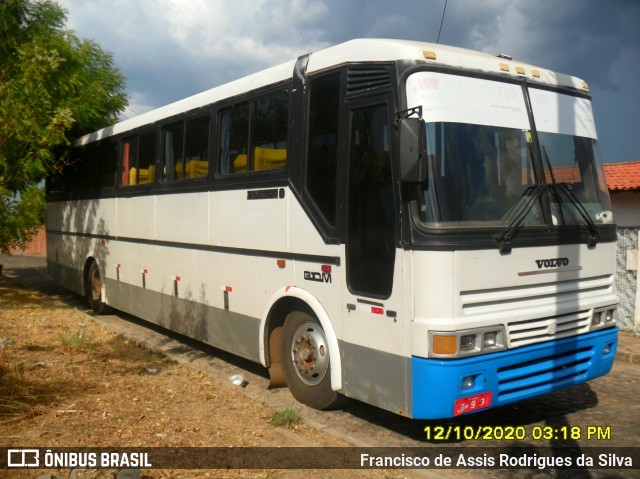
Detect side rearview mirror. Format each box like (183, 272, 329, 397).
(399, 117, 426, 182)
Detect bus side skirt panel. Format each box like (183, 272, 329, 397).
(338, 341, 411, 417)
(104, 277, 262, 363)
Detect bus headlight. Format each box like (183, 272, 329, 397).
(429, 327, 506, 358)
(483, 331, 498, 348)
(590, 307, 616, 331)
(460, 334, 476, 351)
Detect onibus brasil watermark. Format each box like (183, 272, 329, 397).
(3, 447, 638, 470)
(6, 449, 151, 469)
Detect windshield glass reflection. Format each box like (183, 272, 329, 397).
(538, 132, 612, 225)
(416, 122, 544, 228)
(415, 122, 611, 229)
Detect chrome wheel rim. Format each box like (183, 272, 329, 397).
(289, 321, 329, 386)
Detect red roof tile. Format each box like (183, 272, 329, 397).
(604, 161, 640, 191)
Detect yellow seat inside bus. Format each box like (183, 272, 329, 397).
(255, 147, 286, 170)
(233, 154, 248, 173)
(232, 147, 286, 173)
(175, 160, 209, 179)
(128, 165, 156, 185)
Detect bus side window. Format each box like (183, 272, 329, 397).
(162, 122, 184, 182)
(138, 131, 156, 184)
(253, 93, 288, 171)
(121, 132, 155, 187)
(219, 91, 288, 176)
(99, 141, 118, 189)
(120, 136, 138, 187)
(184, 116, 210, 179)
(306, 74, 340, 226)
(220, 104, 249, 175)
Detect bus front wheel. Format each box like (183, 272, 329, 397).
(280, 311, 343, 410)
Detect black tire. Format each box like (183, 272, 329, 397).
(280, 311, 345, 410)
(86, 261, 111, 315)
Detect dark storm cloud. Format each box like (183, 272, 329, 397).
(58, 0, 639, 161)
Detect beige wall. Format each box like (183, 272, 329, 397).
(611, 191, 640, 227)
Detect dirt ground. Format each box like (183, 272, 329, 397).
(0, 275, 398, 479)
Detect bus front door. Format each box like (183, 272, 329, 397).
(342, 98, 408, 414)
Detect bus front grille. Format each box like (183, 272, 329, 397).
(459, 274, 613, 347)
(496, 345, 594, 403)
(506, 310, 592, 348)
(460, 275, 613, 315)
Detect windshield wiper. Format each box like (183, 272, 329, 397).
(556, 182, 600, 247)
(542, 146, 566, 225)
(494, 185, 544, 255)
(542, 146, 599, 248)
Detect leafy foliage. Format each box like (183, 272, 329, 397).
(0, 0, 128, 253)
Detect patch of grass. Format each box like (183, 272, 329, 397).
(60, 330, 95, 350)
(0, 350, 40, 423)
(269, 405, 304, 428)
(0, 353, 24, 398)
(204, 386, 218, 401)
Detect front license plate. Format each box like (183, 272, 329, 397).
(453, 392, 492, 416)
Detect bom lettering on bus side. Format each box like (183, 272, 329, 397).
(303, 271, 332, 283)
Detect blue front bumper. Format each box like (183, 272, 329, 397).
(411, 327, 618, 419)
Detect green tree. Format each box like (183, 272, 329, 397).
(0, 0, 128, 253)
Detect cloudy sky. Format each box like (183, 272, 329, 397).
(57, 0, 639, 163)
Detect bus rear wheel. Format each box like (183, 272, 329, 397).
(280, 311, 343, 410)
(86, 260, 111, 315)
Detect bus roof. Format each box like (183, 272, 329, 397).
(77, 38, 588, 146)
(76, 59, 297, 145)
(306, 38, 587, 90)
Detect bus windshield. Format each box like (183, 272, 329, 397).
(405, 72, 612, 229)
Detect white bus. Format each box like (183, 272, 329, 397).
(46, 38, 619, 419)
